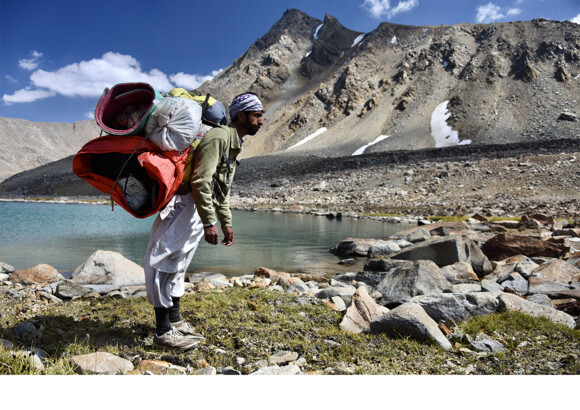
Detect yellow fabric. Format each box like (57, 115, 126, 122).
(168, 88, 217, 107)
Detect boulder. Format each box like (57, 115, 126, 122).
(9, 264, 64, 285)
(368, 241, 401, 257)
(1, 261, 15, 274)
(331, 238, 400, 257)
(527, 277, 580, 299)
(498, 293, 576, 328)
(481, 233, 567, 261)
(55, 280, 93, 299)
(376, 260, 451, 306)
(370, 302, 452, 351)
(340, 286, 389, 334)
(389, 227, 431, 243)
(441, 261, 479, 282)
(410, 292, 501, 323)
(71, 352, 134, 375)
(71, 250, 144, 286)
(390, 235, 493, 277)
(531, 259, 580, 285)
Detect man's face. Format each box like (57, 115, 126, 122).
(241, 111, 263, 136)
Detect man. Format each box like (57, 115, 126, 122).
(143, 93, 264, 351)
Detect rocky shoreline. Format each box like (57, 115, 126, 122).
(1, 211, 579, 375)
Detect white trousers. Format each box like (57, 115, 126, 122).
(144, 193, 204, 308)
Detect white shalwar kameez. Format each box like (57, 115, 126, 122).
(144, 193, 204, 308)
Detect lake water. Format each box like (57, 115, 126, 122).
(0, 201, 414, 277)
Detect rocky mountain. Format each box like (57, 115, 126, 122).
(0, 117, 98, 181)
(0, 9, 579, 194)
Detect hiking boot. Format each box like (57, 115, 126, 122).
(153, 327, 201, 352)
(171, 321, 205, 339)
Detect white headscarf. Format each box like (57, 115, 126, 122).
(229, 93, 263, 120)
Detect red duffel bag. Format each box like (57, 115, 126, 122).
(72, 134, 189, 218)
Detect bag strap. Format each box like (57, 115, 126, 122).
(201, 93, 211, 112)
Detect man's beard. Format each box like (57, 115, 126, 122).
(244, 117, 260, 135)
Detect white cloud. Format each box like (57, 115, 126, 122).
(169, 69, 222, 90)
(507, 8, 522, 16)
(18, 50, 43, 70)
(5, 75, 18, 84)
(362, 0, 419, 19)
(2, 52, 219, 104)
(572, 14, 580, 24)
(2, 88, 56, 104)
(476, 2, 505, 23)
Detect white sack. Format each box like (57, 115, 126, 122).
(145, 97, 202, 151)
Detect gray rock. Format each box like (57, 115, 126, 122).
(498, 293, 576, 328)
(481, 279, 504, 292)
(468, 333, 507, 353)
(376, 260, 451, 306)
(56, 280, 93, 299)
(370, 302, 452, 351)
(448, 283, 482, 293)
(390, 227, 431, 243)
(368, 241, 401, 257)
(531, 259, 580, 285)
(410, 292, 501, 323)
(197, 366, 217, 375)
(526, 294, 553, 308)
(250, 364, 302, 375)
(390, 235, 493, 277)
(330, 296, 347, 311)
(527, 277, 580, 299)
(268, 350, 299, 365)
(441, 262, 479, 282)
(0, 273, 10, 282)
(71, 352, 134, 375)
(287, 278, 311, 294)
(0, 261, 15, 274)
(14, 321, 42, 342)
(71, 250, 144, 286)
(82, 284, 120, 295)
(501, 279, 529, 295)
(316, 285, 356, 299)
(332, 238, 400, 257)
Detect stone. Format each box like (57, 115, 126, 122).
(250, 364, 302, 375)
(331, 238, 400, 257)
(268, 350, 299, 365)
(71, 352, 134, 374)
(316, 285, 356, 300)
(9, 264, 64, 285)
(527, 277, 580, 299)
(1, 261, 15, 274)
(390, 227, 432, 243)
(390, 235, 493, 277)
(330, 296, 347, 311)
(498, 293, 576, 328)
(481, 233, 567, 261)
(410, 292, 501, 323)
(448, 283, 482, 293)
(531, 259, 580, 285)
(481, 279, 504, 292)
(370, 302, 452, 351)
(254, 267, 291, 282)
(376, 260, 451, 306)
(14, 321, 42, 342)
(505, 255, 540, 278)
(55, 280, 92, 299)
(441, 262, 479, 282)
(132, 359, 187, 375)
(71, 250, 144, 286)
(468, 333, 507, 353)
(368, 241, 401, 257)
(340, 286, 389, 334)
(197, 366, 217, 375)
(501, 279, 529, 295)
(526, 294, 553, 308)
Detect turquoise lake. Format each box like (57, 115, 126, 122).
(0, 201, 414, 276)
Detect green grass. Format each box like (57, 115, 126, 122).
(1, 288, 579, 375)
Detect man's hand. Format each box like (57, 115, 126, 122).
(221, 226, 235, 247)
(204, 225, 219, 245)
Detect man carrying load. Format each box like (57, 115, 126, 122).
(143, 93, 264, 351)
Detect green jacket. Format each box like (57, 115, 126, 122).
(191, 124, 241, 227)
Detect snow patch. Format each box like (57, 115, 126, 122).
(430, 101, 471, 148)
(287, 128, 328, 150)
(305, 51, 311, 58)
(352, 135, 390, 156)
(391, 36, 398, 44)
(352, 34, 365, 47)
(314, 24, 323, 40)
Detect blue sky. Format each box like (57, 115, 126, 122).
(1, 0, 579, 123)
